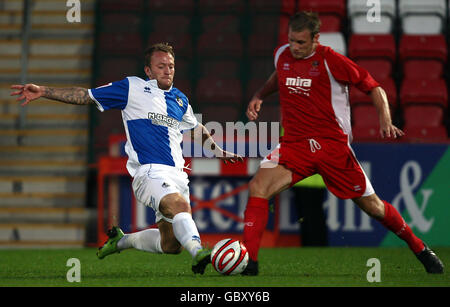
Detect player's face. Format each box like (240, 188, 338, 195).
(288, 28, 319, 59)
(145, 51, 175, 90)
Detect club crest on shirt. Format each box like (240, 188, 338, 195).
(309, 61, 320, 77)
(176, 97, 183, 107)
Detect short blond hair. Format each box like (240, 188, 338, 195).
(144, 42, 175, 66)
(289, 11, 321, 39)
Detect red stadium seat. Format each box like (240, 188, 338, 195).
(278, 15, 290, 45)
(96, 57, 140, 84)
(172, 58, 191, 79)
(351, 125, 380, 142)
(99, 13, 142, 33)
(248, 57, 276, 80)
(173, 79, 192, 99)
(403, 105, 444, 127)
(280, 0, 297, 15)
(402, 125, 448, 143)
(248, 0, 296, 14)
(319, 15, 342, 32)
(201, 15, 241, 34)
(147, 32, 193, 58)
(199, 105, 240, 124)
(355, 59, 393, 80)
(196, 33, 243, 58)
(352, 104, 379, 128)
(251, 14, 283, 37)
(97, 33, 143, 56)
(195, 78, 243, 105)
(400, 78, 448, 108)
(248, 33, 279, 57)
(402, 60, 443, 80)
(198, 0, 245, 13)
(298, 0, 346, 19)
(257, 105, 281, 122)
(148, 0, 195, 13)
(348, 34, 396, 62)
(198, 59, 240, 78)
(152, 15, 192, 34)
(399, 35, 448, 63)
(246, 79, 279, 105)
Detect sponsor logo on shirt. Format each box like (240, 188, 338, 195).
(285, 77, 312, 96)
(148, 112, 180, 129)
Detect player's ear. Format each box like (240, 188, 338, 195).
(313, 33, 320, 44)
(144, 66, 152, 78)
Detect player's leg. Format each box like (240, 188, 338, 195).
(158, 192, 203, 257)
(158, 192, 211, 274)
(156, 219, 182, 254)
(116, 228, 164, 254)
(242, 162, 294, 275)
(97, 224, 165, 259)
(353, 194, 424, 252)
(319, 139, 443, 273)
(353, 194, 444, 273)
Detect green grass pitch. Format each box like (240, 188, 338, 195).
(0, 247, 449, 287)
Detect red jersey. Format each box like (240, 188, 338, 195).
(274, 43, 379, 143)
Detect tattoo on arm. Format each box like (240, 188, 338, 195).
(43, 87, 94, 105)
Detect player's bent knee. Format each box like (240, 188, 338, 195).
(159, 193, 191, 219)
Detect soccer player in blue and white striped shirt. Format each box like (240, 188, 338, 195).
(11, 43, 242, 274)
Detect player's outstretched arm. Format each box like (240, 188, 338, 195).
(11, 84, 94, 106)
(370, 86, 405, 139)
(246, 70, 279, 121)
(191, 123, 243, 164)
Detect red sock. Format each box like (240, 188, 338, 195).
(243, 197, 269, 261)
(380, 200, 424, 254)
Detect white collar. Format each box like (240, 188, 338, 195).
(303, 51, 316, 60)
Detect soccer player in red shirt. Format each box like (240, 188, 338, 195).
(242, 12, 444, 275)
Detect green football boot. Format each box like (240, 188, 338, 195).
(96, 226, 124, 260)
(192, 248, 212, 274)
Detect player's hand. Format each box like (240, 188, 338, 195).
(10, 84, 44, 106)
(380, 121, 405, 139)
(246, 96, 263, 121)
(217, 150, 244, 165)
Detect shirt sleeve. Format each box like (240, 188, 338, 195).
(179, 104, 199, 131)
(274, 43, 290, 68)
(324, 47, 380, 94)
(88, 78, 129, 112)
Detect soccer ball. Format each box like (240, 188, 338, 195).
(210, 238, 249, 275)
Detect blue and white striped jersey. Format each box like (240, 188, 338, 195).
(88, 76, 198, 177)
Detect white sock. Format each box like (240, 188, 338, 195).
(117, 228, 163, 254)
(172, 212, 203, 258)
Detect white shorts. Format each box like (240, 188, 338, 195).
(132, 164, 190, 223)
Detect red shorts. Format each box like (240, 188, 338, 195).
(264, 138, 374, 199)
